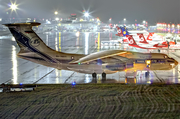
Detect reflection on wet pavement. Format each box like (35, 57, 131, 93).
(0, 31, 179, 84)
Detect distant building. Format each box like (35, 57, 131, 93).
(70, 14, 77, 21)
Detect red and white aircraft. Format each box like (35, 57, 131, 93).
(116, 26, 156, 43)
(116, 26, 179, 49)
(115, 26, 124, 37)
(126, 35, 169, 49)
(137, 33, 165, 44)
(115, 26, 129, 43)
(137, 33, 180, 49)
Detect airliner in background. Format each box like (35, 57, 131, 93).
(116, 26, 153, 37)
(126, 35, 168, 49)
(136, 33, 169, 47)
(116, 26, 155, 43)
(116, 26, 178, 49)
(3, 22, 178, 79)
(116, 26, 165, 40)
(129, 33, 179, 49)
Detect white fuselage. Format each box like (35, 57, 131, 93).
(128, 30, 149, 34)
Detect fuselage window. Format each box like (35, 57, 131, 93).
(157, 60, 165, 63)
(151, 60, 156, 63)
(136, 59, 145, 63)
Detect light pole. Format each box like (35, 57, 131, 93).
(109, 18, 112, 23)
(9, 2, 18, 23)
(143, 20, 146, 26)
(10, 3, 18, 11)
(54, 11, 59, 23)
(55, 18, 59, 21)
(84, 12, 89, 21)
(54, 11, 58, 15)
(124, 18, 126, 25)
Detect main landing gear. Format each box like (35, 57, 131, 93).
(92, 73, 97, 78)
(92, 72, 106, 79)
(102, 72, 106, 79)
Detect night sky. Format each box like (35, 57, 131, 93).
(0, 0, 180, 24)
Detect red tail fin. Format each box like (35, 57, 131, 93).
(126, 35, 156, 49)
(126, 35, 138, 46)
(137, 33, 148, 44)
(116, 26, 123, 37)
(147, 32, 154, 41)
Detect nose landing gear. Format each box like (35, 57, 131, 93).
(145, 71, 150, 79)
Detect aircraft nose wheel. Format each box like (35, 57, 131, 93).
(145, 71, 150, 79)
(92, 73, 97, 78)
(102, 72, 106, 78)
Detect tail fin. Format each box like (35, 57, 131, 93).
(137, 33, 148, 44)
(3, 22, 57, 63)
(147, 32, 154, 41)
(116, 26, 129, 37)
(126, 35, 138, 46)
(126, 35, 156, 49)
(116, 26, 123, 37)
(121, 26, 129, 36)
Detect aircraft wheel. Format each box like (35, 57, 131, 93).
(92, 73, 97, 78)
(102, 72, 106, 78)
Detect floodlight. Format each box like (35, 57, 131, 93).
(84, 12, 89, 17)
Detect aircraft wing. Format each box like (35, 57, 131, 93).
(70, 50, 131, 64)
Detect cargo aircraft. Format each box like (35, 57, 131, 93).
(4, 23, 178, 78)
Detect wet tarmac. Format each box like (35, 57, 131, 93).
(0, 30, 180, 84)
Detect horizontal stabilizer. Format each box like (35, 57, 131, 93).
(3, 22, 41, 27)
